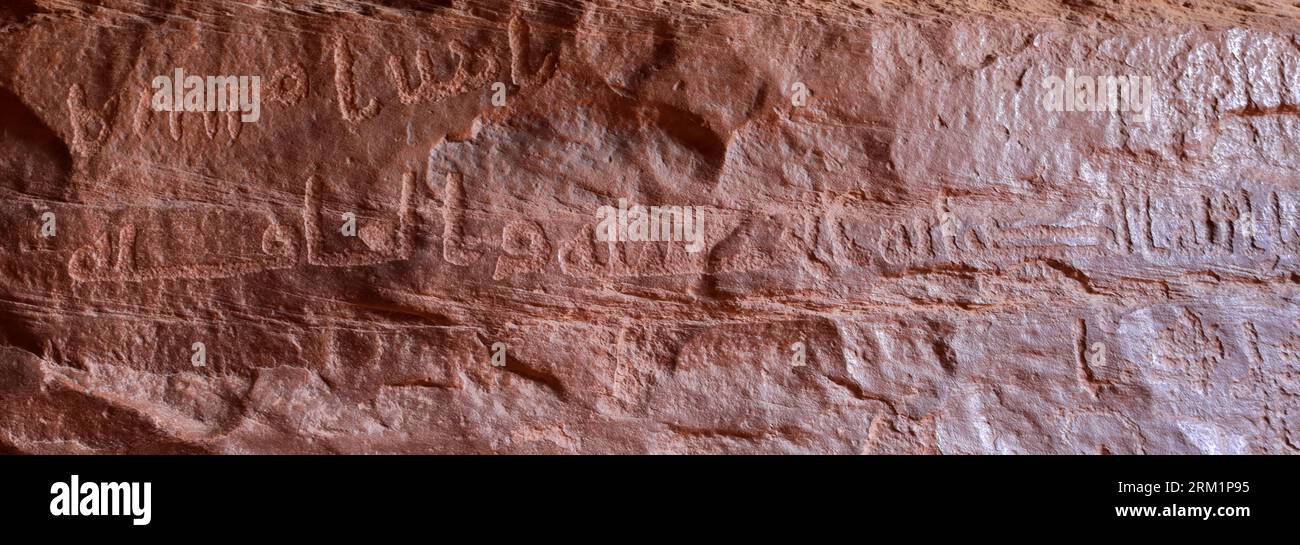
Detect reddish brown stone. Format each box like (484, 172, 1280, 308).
(1, 1, 1298, 453)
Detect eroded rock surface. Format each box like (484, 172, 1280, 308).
(1, 0, 1299, 453)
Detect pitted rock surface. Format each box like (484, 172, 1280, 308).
(1, 0, 1299, 453)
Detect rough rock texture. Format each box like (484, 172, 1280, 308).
(1, 0, 1299, 454)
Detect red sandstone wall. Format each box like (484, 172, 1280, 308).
(1, 0, 1298, 453)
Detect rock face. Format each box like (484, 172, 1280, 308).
(0, 0, 1298, 454)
